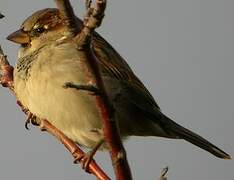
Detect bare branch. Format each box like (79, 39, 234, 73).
(55, 0, 132, 179)
(73, 1, 133, 179)
(0, 46, 14, 89)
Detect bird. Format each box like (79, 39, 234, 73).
(7, 8, 230, 159)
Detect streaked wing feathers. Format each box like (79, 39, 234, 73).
(92, 32, 160, 109)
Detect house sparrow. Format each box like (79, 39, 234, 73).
(7, 8, 230, 159)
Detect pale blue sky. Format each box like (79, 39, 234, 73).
(0, 0, 233, 179)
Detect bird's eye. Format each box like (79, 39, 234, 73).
(30, 26, 46, 37)
(35, 27, 45, 33)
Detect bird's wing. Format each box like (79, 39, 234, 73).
(92, 32, 160, 110)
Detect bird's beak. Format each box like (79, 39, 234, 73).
(7, 29, 30, 44)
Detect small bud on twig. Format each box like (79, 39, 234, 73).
(0, 13, 4, 19)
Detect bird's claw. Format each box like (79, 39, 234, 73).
(25, 112, 38, 130)
(73, 139, 104, 172)
(73, 151, 93, 172)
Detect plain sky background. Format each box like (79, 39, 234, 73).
(0, 0, 233, 179)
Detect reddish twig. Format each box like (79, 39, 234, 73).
(73, 1, 132, 179)
(56, 0, 132, 179)
(0, 46, 14, 89)
(0, 46, 110, 180)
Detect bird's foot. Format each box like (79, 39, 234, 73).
(63, 82, 102, 95)
(73, 151, 94, 172)
(73, 139, 104, 172)
(25, 112, 38, 130)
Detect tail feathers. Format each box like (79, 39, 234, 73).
(163, 116, 231, 159)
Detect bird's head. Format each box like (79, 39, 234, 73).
(7, 8, 78, 56)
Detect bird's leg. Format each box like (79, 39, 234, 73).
(74, 139, 104, 171)
(25, 112, 39, 129)
(63, 82, 102, 95)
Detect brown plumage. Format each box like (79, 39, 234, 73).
(7, 8, 231, 159)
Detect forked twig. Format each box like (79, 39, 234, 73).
(77, 1, 132, 179)
(56, 0, 132, 179)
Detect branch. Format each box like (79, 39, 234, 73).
(0, 45, 110, 180)
(76, 1, 132, 179)
(55, 0, 133, 179)
(40, 119, 110, 180)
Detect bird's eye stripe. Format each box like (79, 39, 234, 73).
(33, 23, 40, 30)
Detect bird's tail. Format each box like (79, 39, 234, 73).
(160, 114, 231, 159)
